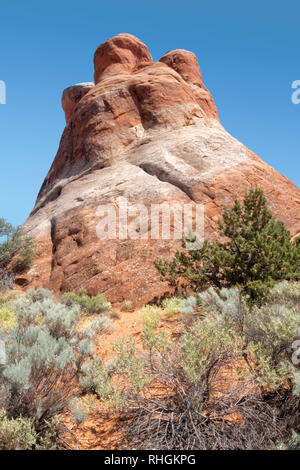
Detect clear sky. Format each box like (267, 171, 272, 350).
(0, 0, 299, 226)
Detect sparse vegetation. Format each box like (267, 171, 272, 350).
(94, 282, 300, 450)
(140, 304, 168, 351)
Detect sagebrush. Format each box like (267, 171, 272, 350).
(0, 287, 112, 448)
(94, 282, 300, 450)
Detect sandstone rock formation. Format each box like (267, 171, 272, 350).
(20, 33, 300, 305)
(62, 83, 94, 124)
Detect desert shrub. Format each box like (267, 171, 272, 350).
(0, 290, 20, 305)
(0, 292, 19, 333)
(120, 300, 134, 312)
(155, 188, 300, 303)
(69, 398, 87, 425)
(162, 296, 182, 316)
(179, 296, 198, 315)
(198, 285, 300, 391)
(97, 314, 279, 449)
(0, 218, 35, 273)
(61, 291, 111, 315)
(81, 338, 148, 412)
(0, 270, 15, 292)
(278, 430, 300, 450)
(113, 338, 151, 402)
(26, 286, 53, 302)
(141, 305, 162, 327)
(0, 287, 112, 448)
(141, 305, 170, 352)
(0, 408, 37, 450)
(0, 409, 58, 450)
(96, 283, 300, 449)
(0, 306, 17, 333)
(268, 281, 300, 308)
(140, 305, 165, 350)
(80, 358, 110, 395)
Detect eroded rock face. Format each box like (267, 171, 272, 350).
(21, 34, 300, 305)
(62, 83, 94, 123)
(94, 33, 153, 83)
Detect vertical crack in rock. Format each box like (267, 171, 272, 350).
(50, 217, 57, 276)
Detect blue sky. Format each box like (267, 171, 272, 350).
(0, 0, 299, 226)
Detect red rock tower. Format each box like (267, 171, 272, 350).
(20, 34, 300, 305)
